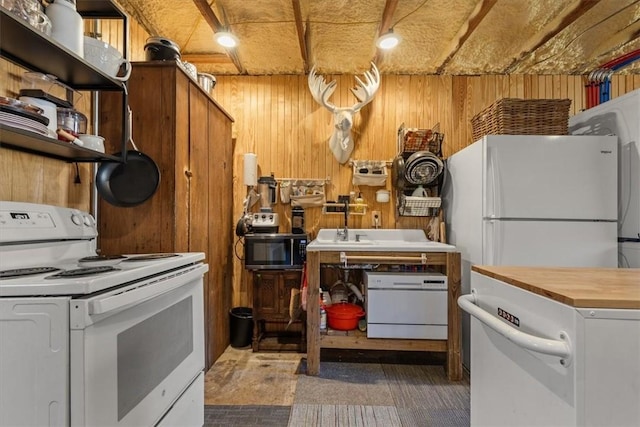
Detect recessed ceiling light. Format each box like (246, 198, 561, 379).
(376, 30, 401, 50)
(215, 31, 239, 48)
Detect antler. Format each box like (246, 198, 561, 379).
(308, 66, 337, 112)
(350, 62, 380, 112)
(307, 62, 381, 164)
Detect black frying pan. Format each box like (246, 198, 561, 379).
(96, 107, 160, 207)
(391, 155, 406, 190)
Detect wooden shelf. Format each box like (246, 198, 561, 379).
(322, 203, 368, 215)
(0, 10, 124, 91)
(0, 124, 120, 162)
(0, 1, 128, 161)
(321, 330, 447, 352)
(76, 0, 127, 18)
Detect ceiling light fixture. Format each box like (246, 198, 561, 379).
(376, 29, 401, 50)
(215, 31, 239, 48)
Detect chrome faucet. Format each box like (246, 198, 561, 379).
(336, 200, 349, 241)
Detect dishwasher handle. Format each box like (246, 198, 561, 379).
(458, 293, 573, 366)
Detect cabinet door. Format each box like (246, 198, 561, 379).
(98, 64, 183, 254)
(187, 83, 210, 256)
(188, 82, 211, 366)
(254, 272, 280, 316)
(206, 98, 234, 365)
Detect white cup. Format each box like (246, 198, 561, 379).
(411, 185, 428, 197)
(375, 189, 390, 203)
(78, 134, 105, 153)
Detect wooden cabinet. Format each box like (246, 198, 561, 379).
(97, 62, 234, 370)
(252, 270, 305, 352)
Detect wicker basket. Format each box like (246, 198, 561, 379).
(471, 98, 571, 141)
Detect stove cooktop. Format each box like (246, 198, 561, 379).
(0, 252, 205, 297)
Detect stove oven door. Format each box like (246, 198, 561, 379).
(69, 264, 208, 427)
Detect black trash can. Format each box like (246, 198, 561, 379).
(229, 307, 253, 348)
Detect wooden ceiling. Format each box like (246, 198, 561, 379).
(116, 0, 640, 76)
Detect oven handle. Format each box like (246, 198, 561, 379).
(88, 264, 208, 315)
(458, 293, 573, 366)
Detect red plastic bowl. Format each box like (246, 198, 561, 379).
(325, 303, 365, 331)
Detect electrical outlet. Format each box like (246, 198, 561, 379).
(371, 210, 381, 227)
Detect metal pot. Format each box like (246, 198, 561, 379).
(325, 303, 365, 331)
(197, 73, 216, 94)
(144, 36, 180, 61)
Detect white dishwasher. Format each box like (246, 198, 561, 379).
(459, 266, 640, 427)
(364, 271, 448, 339)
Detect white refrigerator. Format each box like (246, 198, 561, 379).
(569, 89, 640, 268)
(443, 135, 618, 368)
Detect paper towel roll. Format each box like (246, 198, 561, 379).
(243, 153, 258, 186)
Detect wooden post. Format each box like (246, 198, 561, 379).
(305, 250, 321, 375)
(446, 251, 462, 381)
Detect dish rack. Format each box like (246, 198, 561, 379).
(397, 194, 441, 217)
(397, 123, 444, 156)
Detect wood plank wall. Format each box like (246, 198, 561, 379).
(1, 15, 638, 308)
(211, 74, 640, 306)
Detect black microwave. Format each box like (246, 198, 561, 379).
(243, 233, 307, 270)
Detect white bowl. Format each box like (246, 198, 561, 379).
(78, 134, 105, 153)
(83, 36, 131, 81)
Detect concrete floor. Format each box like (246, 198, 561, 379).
(204, 347, 304, 405)
(203, 346, 470, 427)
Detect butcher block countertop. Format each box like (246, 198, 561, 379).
(472, 266, 640, 309)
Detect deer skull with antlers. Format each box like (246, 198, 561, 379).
(308, 62, 380, 164)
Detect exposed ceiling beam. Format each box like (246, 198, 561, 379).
(292, 0, 309, 73)
(436, 0, 498, 74)
(191, 0, 246, 74)
(378, 0, 399, 36)
(572, 21, 640, 74)
(506, 0, 600, 73)
(373, 0, 399, 65)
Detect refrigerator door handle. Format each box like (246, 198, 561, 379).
(486, 146, 498, 218)
(484, 219, 496, 264)
(458, 293, 573, 366)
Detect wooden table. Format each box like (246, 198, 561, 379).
(305, 250, 462, 381)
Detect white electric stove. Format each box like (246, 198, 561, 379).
(0, 201, 208, 427)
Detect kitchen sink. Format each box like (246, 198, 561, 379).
(308, 229, 457, 252)
(313, 229, 377, 245)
